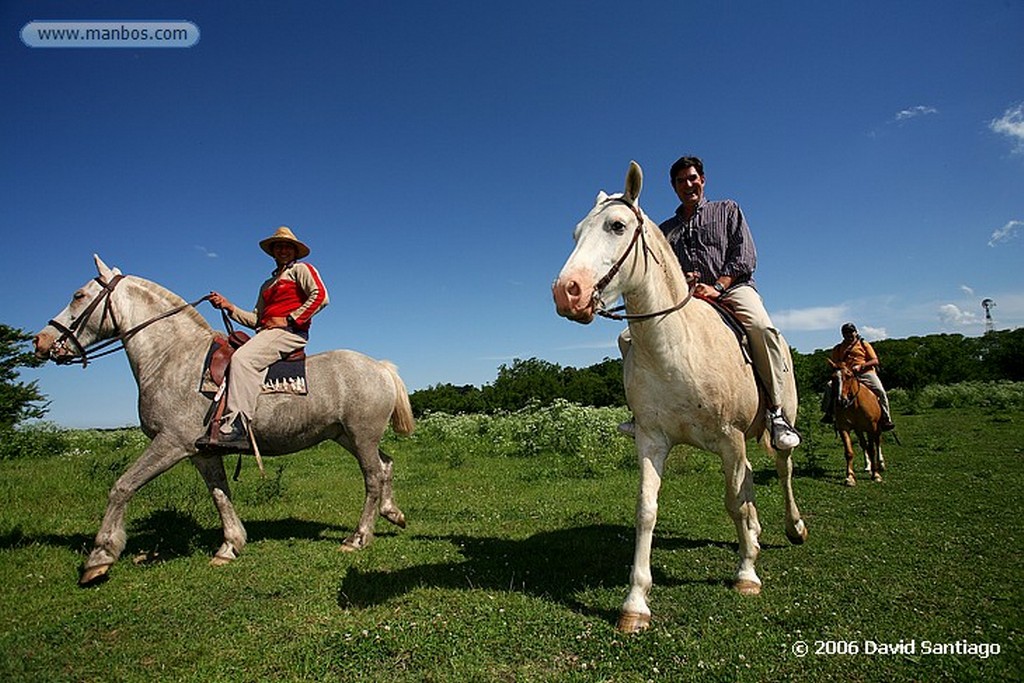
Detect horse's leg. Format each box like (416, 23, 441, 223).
(191, 454, 247, 565)
(377, 449, 406, 529)
(618, 433, 669, 633)
(841, 430, 857, 486)
(773, 447, 808, 545)
(721, 435, 762, 595)
(80, 434, 190, 586)
(869, 433, 883, 483)
(338, 434, 385, 552)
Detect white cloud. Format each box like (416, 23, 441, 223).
(989, 103, 1024, 153)
(937, 303, 979, 327)
(894, 105, 938, 122)
(859, 325, 888, 342)
(960, 284, 975, 297)
(988, 220, 1023, 247)
(771, 305, 847, 331)
(194, 245, 219, 258)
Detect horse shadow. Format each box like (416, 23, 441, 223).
(336, 524, 746, 621)
(0, 510, 366, 569)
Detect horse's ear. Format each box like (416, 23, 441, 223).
(594, 190, 609, 206)
(625, 161, 643, 204)
(93, 254, 121, 282)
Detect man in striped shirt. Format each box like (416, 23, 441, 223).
(659, 156, 801, 450)
(197, 226, 330, 451)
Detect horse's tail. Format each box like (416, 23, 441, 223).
(382, 361, 415, 436)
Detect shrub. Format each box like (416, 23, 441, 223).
(0, 422, 71, 460)
(411, 401, 634, 477)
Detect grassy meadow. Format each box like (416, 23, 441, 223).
(0, 401, 1021, 682)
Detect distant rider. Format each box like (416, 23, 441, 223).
(821, 322, 895, 431)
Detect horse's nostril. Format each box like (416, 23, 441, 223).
(566, 280, 581, 298)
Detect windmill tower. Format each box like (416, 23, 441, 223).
(982, 298, 996, 334)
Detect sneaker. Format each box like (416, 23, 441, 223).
(769, 409, 801, 450)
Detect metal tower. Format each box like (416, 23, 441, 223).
(982, 298, 996, 334)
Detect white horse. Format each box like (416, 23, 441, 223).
(552, 162, 807, 632)
(34, 255, 414, 585)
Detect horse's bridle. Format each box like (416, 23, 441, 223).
(47, 275, 211, 367)
(592, 197, 695, 321)
(834, 366, 865, 410)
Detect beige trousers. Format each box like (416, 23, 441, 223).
(222, 328, 307, 430)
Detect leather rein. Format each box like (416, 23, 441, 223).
(47, 275, 212, 367)
(592, 197, 695, 321)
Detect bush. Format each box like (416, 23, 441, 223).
(0, 422, 71, 460)
(888, 381, 1024, 413)
(412, 400, 634, 477)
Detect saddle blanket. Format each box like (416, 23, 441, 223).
(199, 337, 308, 397)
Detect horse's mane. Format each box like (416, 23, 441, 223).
(123, 275, 214, 333)
(636, 208, 691, 305)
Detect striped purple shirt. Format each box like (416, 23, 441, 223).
(658, 197, 758, 289)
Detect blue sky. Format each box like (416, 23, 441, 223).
(3, 1, 1022, 428)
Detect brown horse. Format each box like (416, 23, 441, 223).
(828, 359, 884, 486)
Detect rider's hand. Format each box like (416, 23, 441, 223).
(208, 292, 232, 310)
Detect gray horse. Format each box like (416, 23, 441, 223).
(34, 255, 414, 585)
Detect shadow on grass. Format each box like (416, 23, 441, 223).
(336, 524, 749, 622)
(0, 510, 368, 564)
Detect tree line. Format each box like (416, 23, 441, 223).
(411, 328, 1024, 416)
(3, 323, 1022, 426)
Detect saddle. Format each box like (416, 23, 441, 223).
(705, 298, 753, 364)
(200, 331, 308, 398)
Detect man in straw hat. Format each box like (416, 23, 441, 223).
(197, 226, 329, 451)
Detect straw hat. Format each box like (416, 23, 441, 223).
(259, 226, 310, 259)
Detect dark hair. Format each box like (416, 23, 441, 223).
(669, 156, 704, 184)
(842, 322, 858, 334)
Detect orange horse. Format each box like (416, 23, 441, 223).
(827, 359, 885, 486)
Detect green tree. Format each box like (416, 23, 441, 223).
(0, 324, 49, 429)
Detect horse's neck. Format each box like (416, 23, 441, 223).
(114, 277, 213, 375)
(624, 222, 701, 352)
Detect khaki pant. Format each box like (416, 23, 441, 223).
(618, 284, 792, 407)
(222, 328, 307, 431)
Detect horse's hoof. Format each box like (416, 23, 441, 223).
(872, 473, 883, 483)
(210, 544, 239, 566)
(339, 541, 361, 553)
(617, 611, 651, 633)
(383, 510, 407, 529)
(79, 564, 112, 586)
(734, 579, 762, 596)
(844, 476, 857, 487)
(786, 520, 808, 545)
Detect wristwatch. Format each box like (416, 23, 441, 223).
(713, 282, 726, 294)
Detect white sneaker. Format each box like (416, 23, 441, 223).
(769, 409, 801, 450)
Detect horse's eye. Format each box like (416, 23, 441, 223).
(73, 291, 85, 301)
(608, 220, 627, 235)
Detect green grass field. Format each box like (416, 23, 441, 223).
(0, 406, 1020, 682)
